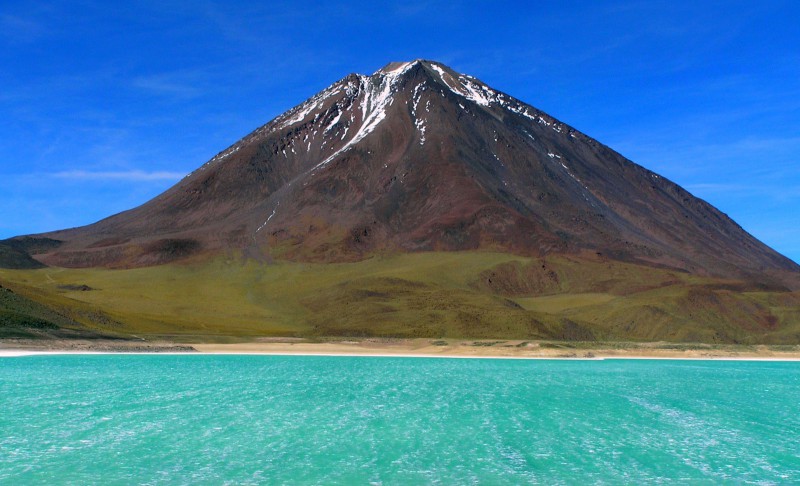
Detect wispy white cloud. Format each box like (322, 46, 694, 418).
(611, 135, 800, 179)
(0, 13, 46, 43)
(53, 170, 185, 182)
(131, 71, 209, 98)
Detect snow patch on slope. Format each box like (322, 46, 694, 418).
(324, 110, 342, 134)
(459, 77, 496, 106)
(547, 152, 593, 199)
(412, 82, 427, 146)
(425, 61, 572, 137)
(312, 61, 417, 170)
(428, 62, 499, 107)
(256, 202, 280, 233)
(278, 83, 341, 129)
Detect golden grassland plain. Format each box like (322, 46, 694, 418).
(1, 251, 799, 346)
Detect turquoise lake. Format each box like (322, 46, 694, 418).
(1, 355, 799, 484)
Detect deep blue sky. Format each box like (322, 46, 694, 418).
(2, 1, 798, 262)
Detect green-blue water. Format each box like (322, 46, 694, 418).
(1, 356, 799, 484)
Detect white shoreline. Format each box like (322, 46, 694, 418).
(2, 349, 800, 362)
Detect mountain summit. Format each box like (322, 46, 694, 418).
(17, 60, 799, 288)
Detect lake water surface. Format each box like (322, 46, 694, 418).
(1, 355, 798, 484)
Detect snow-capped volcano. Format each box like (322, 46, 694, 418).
(17, 60, 799, 288)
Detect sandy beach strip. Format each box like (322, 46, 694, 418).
(188, 342, 800, 361)
(3, 339, 800, 361)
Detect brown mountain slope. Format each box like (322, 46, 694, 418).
(15, 60, 799, 290)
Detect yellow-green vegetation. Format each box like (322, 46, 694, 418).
(1, 251, 798, 343)
(0, 281, 121, 339)
(514, 294, 619, 314)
